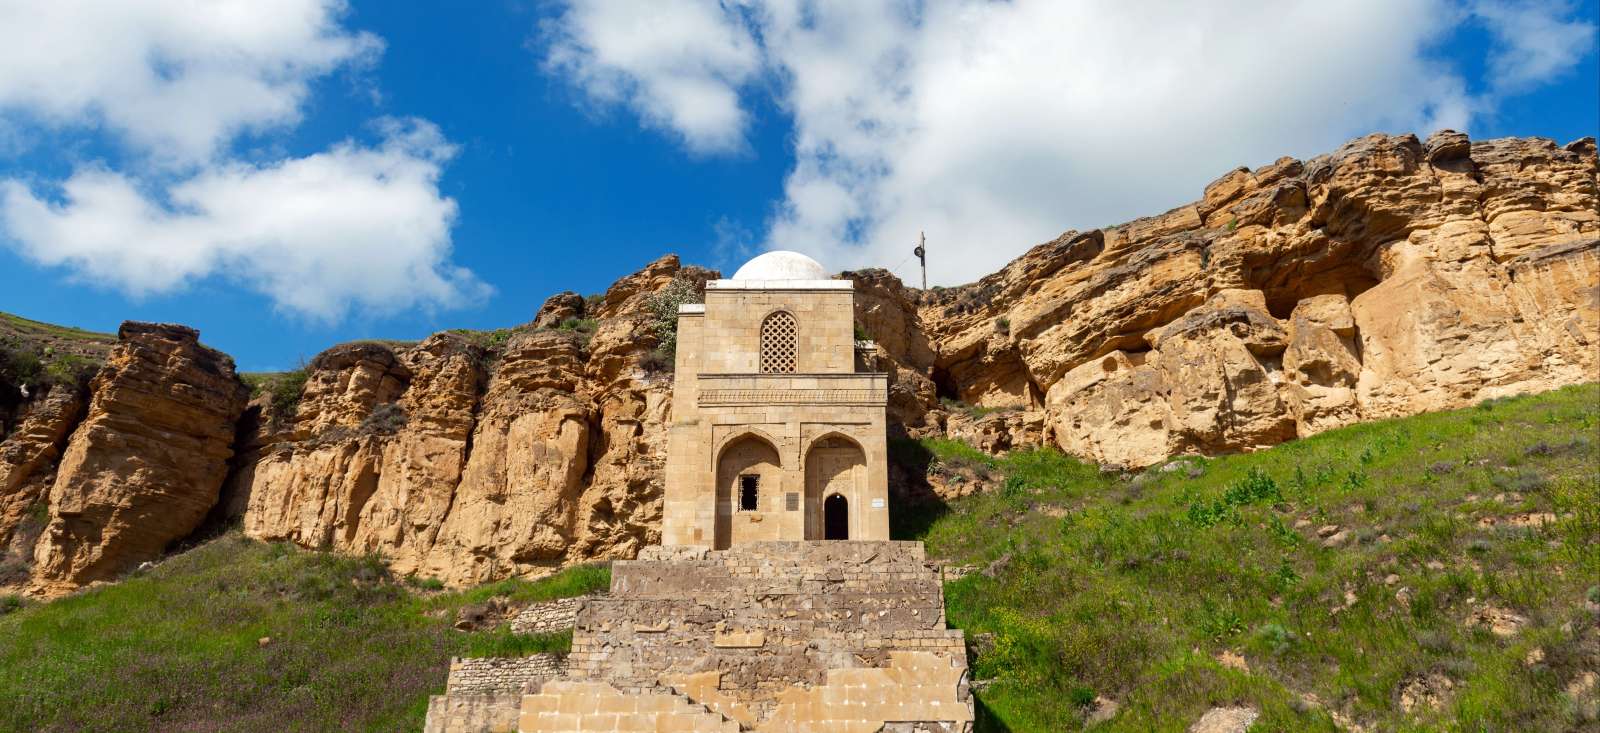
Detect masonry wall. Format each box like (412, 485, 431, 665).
(662, 279, 891, 549)
(565, 541, 967, 723)
(446, 654, 568, 695)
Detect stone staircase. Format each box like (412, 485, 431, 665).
(427, 541, 973, 732)
(519, 679, 739, 733)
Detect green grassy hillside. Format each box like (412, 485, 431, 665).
(0, 385, 1592, 732)
(0, 536, 606, 732)
(904, 384, 1599, 731)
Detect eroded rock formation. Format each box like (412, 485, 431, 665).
(223, 256, 715, 586)
(29, 323, 248, 593)
(0, 132, 1594, 593)
(865, 132, 1598, 467)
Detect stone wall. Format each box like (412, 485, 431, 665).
(446, 654, 568, 695)
(509, 595, 595, 635)
(563, 541, 970, 729)
(423, 693, 521, 733)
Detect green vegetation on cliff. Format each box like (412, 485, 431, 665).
(901, 384, 1599, 732)
(0, 535, 607, 732)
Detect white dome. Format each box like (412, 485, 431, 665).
(731, 250, 830, 281)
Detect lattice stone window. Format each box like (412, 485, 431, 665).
(759, 311, 798, 373)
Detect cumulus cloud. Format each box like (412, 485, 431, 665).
(1471, 0, 1597, 93)
(0, 1, 487, 322)
(0, 0, 380, 166)
(1, 119, 488, 321)
(543, 0, 762, 153)
(541, 0, 1595, 284)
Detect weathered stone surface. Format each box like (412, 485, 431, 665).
(223, 257, 715, 587)
(8, 132, 1598, 594)
(0, 385, 85, 586)
(532, 291, 586, 330)
(905, 131, 1597, 466)
(31, 323, 248, 593)
(490, 541, 970, 732)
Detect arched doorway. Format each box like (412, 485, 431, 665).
(714, 434, 781, 549)
(804, 435, 864, 540)
(824, 494, 849, 540)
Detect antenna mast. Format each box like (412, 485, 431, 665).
(914, 231, 927, 289)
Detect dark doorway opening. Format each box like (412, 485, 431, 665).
(824, 494, 849, 540)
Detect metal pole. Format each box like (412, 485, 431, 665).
(915, 231, 927, 289)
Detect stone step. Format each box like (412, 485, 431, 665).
(519, 680, 740, 733)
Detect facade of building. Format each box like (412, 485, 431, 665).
(661, 251, 890, 549)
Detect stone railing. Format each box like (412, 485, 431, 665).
(696, 372, 888, 407)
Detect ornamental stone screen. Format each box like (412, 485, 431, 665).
(661, 250, 891, 548)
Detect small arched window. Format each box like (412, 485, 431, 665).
(760, 311, 798, 373)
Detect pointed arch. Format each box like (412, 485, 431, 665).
(759, 310, 798, 373)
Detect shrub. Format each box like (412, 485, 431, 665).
(1253, 622, 1296, 656)
(43, 353, 96, 387)
(642, 277, 702, 365)
(1188, 468, 1280, 527)
(0, 341, 43, 386)
(359, 403, 407, 435)
(639, 348, 672, 373)
(995, 317, 1010, 335)
(556, 317, 597, 333)
(404, 574, 445, 591)
(248, 368, 309, 420)
(0, 595, 21, 615)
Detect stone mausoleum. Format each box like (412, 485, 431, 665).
(662, 250, 891, 549)
(425, 252, 972, 733)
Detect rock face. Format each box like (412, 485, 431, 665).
(224, 256, 715, 586)
(877, 132, 1598, 467)
(1, 132, 1594, 594)
(29, 323, 248, 593)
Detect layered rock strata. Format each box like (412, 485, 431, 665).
(29, 323, 248, 592)
(225, 256, 716, 585)
(0, 132, 1595, 594)
(863, 132, 1598, 467)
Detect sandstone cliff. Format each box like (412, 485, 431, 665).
(862, 132, 1598, 467)
(0, 131, 1593, 594)
(0, 323, 248, 594)
(220, 256, 716, 586)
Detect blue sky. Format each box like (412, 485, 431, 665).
(0, 0, 1595, 371)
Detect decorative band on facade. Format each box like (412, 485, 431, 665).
(699, 388, 888, 406)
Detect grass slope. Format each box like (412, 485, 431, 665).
(0, 535, 607, 732)
(904, 384, 1599, 732)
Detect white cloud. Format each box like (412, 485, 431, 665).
(542, 0, 1594, 285)
(0, 1, 489, 323)
(1472, 0, 1597, 93)
(0, 0, 380, 166)
(543, 0, 762, 153)
(1, 119, 489, 321)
